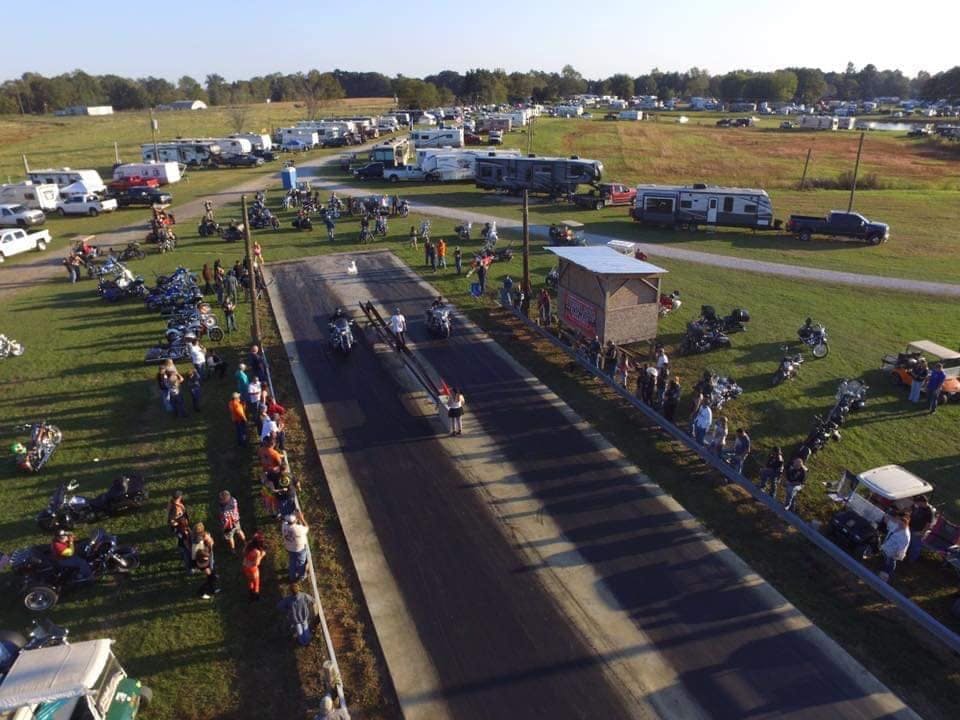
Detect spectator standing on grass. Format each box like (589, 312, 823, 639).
(195, 549, 220, 600)
(408, 225, 418, 249)
(278, 582, 316, 646)
(224, 269, 239, 304)
(223, 297, 237, 334)
(218, 490, 246, 554)
(617, 353, 632, 387)
(655, 368, 669, 408)
(879, 511, 910, 583)
(191, 523, 215, 572)
(249, 344, 267, 381)
(589, 336, 602, 369)
(428, 240, 437, 272)
(166, 369, 187, 418)
(242, 532, 267, 602)
(758, 447, 785, 498)
(907, 495, 933, 562)
(205, 349, 226, 379)
(476, 261, 487, 295)
(281, 511, 310, 583)
(655, 345, 669, 374)
(784, 457, 807, 512)
(636, 364, 649, 400)
(730, 428, 751, 474)
(201, 263, 213, 294)
(229, 392, 248, 446)
(186, 370, 202, 411)
(663, 378, 681, 422)
(259, 436, 286, 486)
(692, 402, 713, 445)
(604, 341, 617, 375)
(710, 415, 728, 457)
(424, 237, 432, 267)
(389, 307, 407, 349)
(927, 362, 946, 414)
(189, 339, 206, 377)
(454, 246, 463, 275)
(260, 408, 278, 445)
(908, 357, 927, 403)
(235, 363, 250, 396)
(174, 517, 193, 573)
(167, 490, 188, 530)
(538, 288, 551, 326)
(437, 238, 447, 269)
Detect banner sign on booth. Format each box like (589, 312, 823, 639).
(563, 291, 598, 336)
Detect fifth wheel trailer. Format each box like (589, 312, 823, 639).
(475, 155, 603, 196)
(112, 162, 182, 185)
(631, 183, 775, 230)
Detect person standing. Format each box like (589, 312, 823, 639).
(908, 358, 927, 404)
(218, 490, 246, 554)
(174, 517, 194, 573)
(758, 447, 785, 498)
(907, 495, 933, 562)
(730, 428, 751, 474)
(214, 263, 225, 305)
(194, 548, 220, 600)
(389, 307, 407, 349)
(201, 263, 213, 294)
(454, 246, 462, 275)
(709, 415, 728, 457)
(166, 369, 187, 418)
(408, 225, 418, 249)
(167, 490, 189, 530)
(428, 240, 437, 272)
(663, 378, 681, 422)
(538, 288, 551, 326)
(879, 512, 910, 583)
(476, 261, 487, 295)
(242, 533, 267, 601)
(424, 238, 432, 267)
(692, 402, 713, 445)
(437, 238, 447, 269)
(229, 392, 248, 446)
(235, 363, 250, 396)
(603, 341, 618, 375)
(616, 353, 632, 387)
(277, 582, 316, 646)
(447, 387, 465, 435)
(282, 511, 310, 583)
(655, 345, 670, 374)
(224, 270, 239, 304)
(927, 362, 946, 414)
(223, 297, 237, 334)
(189, 339, 206, 377)
(784, 457, 807, 512)
(186, 369, 202, 411)
(191, 523, 215, 574)
(589, 336, 603, 369)
(248, 344, 267, 381)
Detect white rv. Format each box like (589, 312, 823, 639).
(417, 148, 522, 182)
(618, 110, 644, 121)
(112, 161, 182, 185)
(799, 115, 840, 131)
(280, 128, 319, 147)
(0, 182, 60, 211)
(631, 183, 774, 230)
(378, 116, 400, 132)
(230, 133, 273, 151)
(26, 168, 105, 194)
(554, 105, 584, 118)
(216, 138, 253, 155)
(410, 127, 465, 149)
(141, 141, 221, 166)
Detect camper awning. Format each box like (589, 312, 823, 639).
(0, 640, 112, 709)
(546, 246, 667, 275)
(60, 181, 92, 196)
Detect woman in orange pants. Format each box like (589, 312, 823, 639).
(242, 533, 266, 601)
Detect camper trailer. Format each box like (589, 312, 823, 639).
(26, 168, 105, 194)
(478, 116, 512, 133)
(370, 138, 411, 168)
(0, 182, 60, 211)
(141, 140, 222, 166)
(475, 155, 603, 196)
(554, 105, 584, 118)
(631, 183, 775, 230)
(280, 128, 320, 148)
(112, 161, 182, 185)
(418, 148, 522, 182)
(230, 133, 273, 151)
(799, 115, 840, 131)
(618, 110, 644, 121)
(215, 138, 253, 155)
(410, 127, 465, 148)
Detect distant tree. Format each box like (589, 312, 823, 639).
(424, 70, 465, 99)
(909, 71, 931, 98)
(100, 75, 148, 110)
(205, 74, 226, 105)
(226, 105, 250, 133)
(792, 68, 827, 104)
(607, 73, 634, 100)
(177, 75, 206, 101)
(140, 76, 177, 106)
(299, 70, 345, 120)
(634, 74, 658, 96)
(394, 77, 439, 108)
(684, 67, 711, 97)
(558, 65, 587, 97)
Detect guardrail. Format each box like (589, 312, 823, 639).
(504, 305, 960, 657)
(260, 344, 348, 709)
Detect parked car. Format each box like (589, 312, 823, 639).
(253, 149, 277, 162)
(109, 188, 173, 207)
(281, 139, 310, 152)
(0, 203, 45, 228)
(488, 130, 504, 145)
(907, 127, 932, 138)
(786, 211, 889, 245)
(353, 162, 384, 180)
(882, 340, 960, 401)
(384, 165, 429, 183)
(218, 154, 264, 168)
(464, 132, 484, 146)
(0, 228, 51, 262)
(574, 183, 637, 210)
(322, 136, 350, 148)
(55, 194, 118, 217)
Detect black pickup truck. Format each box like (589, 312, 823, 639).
(108, 187, 173, 207)
(786, 211, 890, 245)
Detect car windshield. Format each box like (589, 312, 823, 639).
(10, 205, 27, 213)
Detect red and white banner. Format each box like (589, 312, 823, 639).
(562, 291, 598, 336)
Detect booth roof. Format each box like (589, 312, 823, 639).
(546, 246, 667, 275)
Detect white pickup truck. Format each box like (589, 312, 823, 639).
(56, 194, 118, 217)
(0, 203, 46, 228)
(0, 227, 52, 262)
(383, 165, 429, 183)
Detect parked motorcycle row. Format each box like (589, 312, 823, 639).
(794, 379, 870, 460)
(679, 305, 750, 355)
(95, 256, 149, 302)
(693, 370, 743, 411)
(0, 333, 25, 359)
(143, 267, 224, 363)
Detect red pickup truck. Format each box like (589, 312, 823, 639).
(107, 176, 160, 191)
(574, 183, 637, 210)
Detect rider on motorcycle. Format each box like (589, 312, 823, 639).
(11, 442, 33, 472)
(798, 317, 817, 342)
(51, 529, 93, 581)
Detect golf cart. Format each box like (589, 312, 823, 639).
(827, 464, 933, 560)
(548, 220, 586, 246)
(0, 639, 151, 719)
(882, 340, 960, 402)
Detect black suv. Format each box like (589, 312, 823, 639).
(220, 154, 265, 167)
(322, 136, 349, 148)
(353, 162, 384, 180)
(110, 188, 173, 207)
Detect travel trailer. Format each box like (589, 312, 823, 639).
(26, 168, 105, 194)
(631, 183, 775, 229)
(229, 133, 273, 151)
(410, 127, 465, 148)
(474, 155, 603, 196)
(799, 115, 840, 131)
(418, 148, 522, 181)
(112, 161, 182, 185)
(141, 140, 221, 166)
(0, 182, 60, 211)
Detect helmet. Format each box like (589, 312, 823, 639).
(56, 529, 70, 539)
(10, 442, 26, 455)
(805, 317, 812, 325)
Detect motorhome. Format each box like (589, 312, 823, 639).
(419, 148, 522, 182)
(631, 183, 775, 230)
(26, 168, 105, 194)
(370, 138, 411, 168)
(229, 132, 273, 151)
(141, 140, 221, 166)
(475, 155, 603, 196)
(799, 115, 840, 131)
(113, 161, 182, 185)
(410, 127, 464, 148)
(0, 182, 60, 211)
(378, 116, 400, 132)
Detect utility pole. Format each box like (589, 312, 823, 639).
(114, 142, 121, 166)
(799, 148, 812, 190)
(21, 154, 29, 175)
(847, 132, 865, 212)
(242, 195, 262, 343)
(522, 189, 530, 305)
(150, 109, 160, 163)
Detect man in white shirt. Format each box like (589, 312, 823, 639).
(389, 307, 407, 349)
(879, 511, 910, 583)
(692, 403, 712, 445)
(189, 339, 206, 377)
(282, 511, 310, 583)
(655, 346, 669, 373)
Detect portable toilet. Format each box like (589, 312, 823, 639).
(281, 166, 297, 190)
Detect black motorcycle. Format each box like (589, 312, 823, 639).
(679, 322, 731, 355)
(397, 199, 410, 217)
(118, 242, 146, 261)
(827, 379, 869, 427)
(9, 528, 140, 612)
(37, 475, 149, 533)
(796, 414, 841, 460)
(771, 349, 804, 386)
(694, 370, 743, 410)
(328, 312, 356, 354)
(426, 305, 452, 338)
(221, 221, 245, 241)
(198, 217, 221, 237)
(12, 422, 62, 472)
(797, 319, 829, 358)
(700, 305, 750, 333)
(292, 215, 313, 232)
(375, 216, 388, 237)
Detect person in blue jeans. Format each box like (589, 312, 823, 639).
(281, 511, 310, 582)
(277, 582, 316, 646)
(908, 358, 927, 403)
(728, 428, 751, 474)
(927, 362, 946, 414)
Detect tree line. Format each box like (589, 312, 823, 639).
(2, 63, 959, 115)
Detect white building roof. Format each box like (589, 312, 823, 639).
(546, 246, 667, 275)
(0, 640, 112, 709)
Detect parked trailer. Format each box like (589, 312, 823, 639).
(26, 168, 105, 194)
(475, 155, 603, 196)
(0, 182, 60, 211)
(478, 116, 512, 133)
(141, 141, 221, 166)
(280, 128, 319, 147)
(617, 110, 644, 121)
(799, 115, 840, 131)
(410, 127, 465, 148)
(229, 132, 273, 151)
(370, 138, 411, 168)
(631, 183, 775, 230)
(112, 161, 182, 185)
(419, 148, 522, 181)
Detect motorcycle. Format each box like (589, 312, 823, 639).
(419, 219, 431, 242)
(772, 348, 804, 386)
(12, 422, 62, 472)
(797, 319, 829, 358)
(679, 322, 731, 355)
(827, 378, 869, 427)
(545, 266, 559, 291)
(694, 371, 743, 410)
(375, 215, 388, 237)
(455, 222, 472, 242)
(118, 242, 146, 261)
(0, 618, 70, 675)
(328, 311, 356, 354)
(37, 475, 149, 533)
(9, 528, 140, 612)
(359, 227, 374, 244)
(0, 334, 25, 359)
(397, 199, 410, 217)
(549, 224, 574, 244)
(198, 217, 221, 237)
(796, 414, 842, 459)
(292, 215, 313, 232)
(481, 221, 498, 248)
(426, 304, 452, 338)
(221, 221, 245, 241)
(658, 290, 682, 317)
(699, 305, 750, 334)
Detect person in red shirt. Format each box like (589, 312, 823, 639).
(242, 532, 266, 601)
(51, 530, 92, 581)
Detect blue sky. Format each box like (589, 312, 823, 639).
(3, 0, 957, 81)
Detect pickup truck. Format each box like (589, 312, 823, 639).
(56, 194, 119, 217)
(574, 183, 637, 210)
(0, 227, 51, 262)
(353, 162, 384, 180)
(107, 176, 159, 192)
(108, 187, 173, 207)
(786, 211, 890, 245)
(0, 203, 46, 228)
(383, 165, 429, 183)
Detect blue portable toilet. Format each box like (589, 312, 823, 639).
(280, 166, 297, 190)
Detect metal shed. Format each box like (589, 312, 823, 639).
(546, 246, 667, 345)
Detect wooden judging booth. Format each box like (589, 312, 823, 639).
(546, 246, 667, 344)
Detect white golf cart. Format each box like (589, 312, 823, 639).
(0, 639, 151, 720)
(826, 464, 933, 560)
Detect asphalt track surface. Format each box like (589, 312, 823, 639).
(270, 252, 914, 720)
